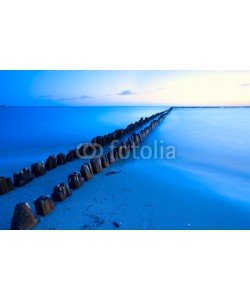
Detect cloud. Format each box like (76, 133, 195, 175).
(117, 90, 137, 96)
(58, 95, 94, 101)
(78, 95, 94, 99)
(38, 95, 94, 101)
(38, 95, 54, 99)
(239, 83, 250, 87)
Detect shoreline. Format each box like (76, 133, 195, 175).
(0, 107, 250, 229)
(1, 111, 169, 229)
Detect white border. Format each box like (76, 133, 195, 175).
(1, 231, 250, 300)
(0, 0, 250, 70)
(1, 1, 250, 299)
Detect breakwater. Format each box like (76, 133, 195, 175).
(7, 108, 172, 229)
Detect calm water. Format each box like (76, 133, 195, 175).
(0, 106, 165, 175)
(156, 107, 250, 202)
(0, 106, 249, 229)
(120, 107, 250, 229)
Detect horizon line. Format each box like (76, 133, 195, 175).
(0, 105, 250, 108)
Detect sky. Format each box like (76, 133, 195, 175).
(0, 70, 250, 106)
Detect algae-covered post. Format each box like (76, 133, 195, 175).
(13, 168, 34, 187)
(68, 172, 84, 189)
(90, 157, 103, 174)
(0, 177, 14, 195)
(11, 202, 38, 230)
(80, 164, 94, 181)
(45, 155, 57, 170)
(33, 195, 55, 216)
(52, 183, 72, 202)
(31, 162, 46, 177)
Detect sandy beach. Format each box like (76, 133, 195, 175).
(1, 107, 250, 230)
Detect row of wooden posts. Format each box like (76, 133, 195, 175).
(10, 111, 170, 230)
(0, 110, 168, 196)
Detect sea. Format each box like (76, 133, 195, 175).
(0, 106, 250, 229)
(0, 106, 164, 176)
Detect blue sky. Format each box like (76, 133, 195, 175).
(0, 70, 250, 106)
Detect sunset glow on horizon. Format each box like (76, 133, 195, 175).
(0, 70, 250, 106)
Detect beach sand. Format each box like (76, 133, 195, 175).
(1, 107, 250, 230)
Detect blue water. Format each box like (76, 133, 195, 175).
(156, 107, 250, 203)
(0, 106, 249, 229)
(108, 107, 250, 229)
(0, 106, 165, 176)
